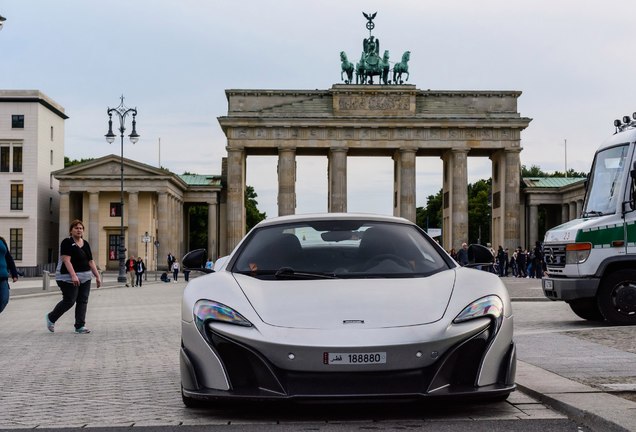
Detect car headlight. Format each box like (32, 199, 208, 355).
(193, 300, 252, 334)
(565, 242, 592, 264)
(453, 295, 503, 328)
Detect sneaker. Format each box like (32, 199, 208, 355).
(75, 327, 91, 334)
(45, 314, 55, 333)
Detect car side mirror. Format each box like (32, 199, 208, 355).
(466, 244, 494, 268)
(182, 249, 213, 274)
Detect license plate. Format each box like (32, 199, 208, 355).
(323, 352, 387, 365)
(543, 279, 553, 290)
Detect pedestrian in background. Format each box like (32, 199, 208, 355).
(46, 219, 101, 334)
(167, 252, 175, 270)
(172, 259, 180, 282)
(125, 255, 136, 287)
(135, 256, 146, 287)
(456, 242, 469, 266)
(0, 236, 19, 314)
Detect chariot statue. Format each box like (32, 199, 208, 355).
(339, 12, 411, 85)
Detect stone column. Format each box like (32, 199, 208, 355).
(277, 147, 296, 216)
(569, 202, 576, 221)
(529, 204, 539, 248)
(88, 191, 100, 260)
(328, 147, 348, 213)
(562, 203, 570, 224)
(451, 150, 469, 250)
(226, 147, 246, 252)
(576, 200, 583, 219)
(128, 191, 139, 258)
(504, 149, 521, 250)
(208, 198, 218, 260)
(398, 148, 417, 222)
(158, 192, 169, 270)
(58, 191, 70, 244)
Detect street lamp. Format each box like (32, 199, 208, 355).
(105, 96, 140, 283)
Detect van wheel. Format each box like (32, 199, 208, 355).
(567, 298, 604, 321)
(597, 269, 636, 325)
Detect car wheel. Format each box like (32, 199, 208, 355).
(597, 269, 636, 325)
(567, 298, 604, 321)
(181, 388, 206, 408)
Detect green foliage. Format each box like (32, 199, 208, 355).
(246, 186, 266, 231)
(467, 179, 491, 245)
(64, 156, 94, 167)
(416, 190, 442, 230)
(521, 165, 587, 178)
(188, 205, 208, 251)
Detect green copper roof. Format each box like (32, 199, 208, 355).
(179, 174, 221, 186)
(522, 177, 586, 188)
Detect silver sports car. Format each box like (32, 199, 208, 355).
(180, 213, 515, 406)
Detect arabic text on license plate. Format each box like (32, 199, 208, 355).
(324, 352, 387, 365)
(543, 280, 553, 290)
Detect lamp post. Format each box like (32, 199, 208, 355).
(105, 96, 139, 283)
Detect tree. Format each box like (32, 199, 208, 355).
(246, 186, 266, 231)
(467, 179, 491, 245)
(416, 189, 442, 231)
(64, 156, 94, 167)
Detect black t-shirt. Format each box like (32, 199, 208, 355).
(59, 237, 93, 274)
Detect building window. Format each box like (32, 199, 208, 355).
(110, 202, 122, 217)
(0, 145, 22, 172)
(108, 234, 120, 260)
(11, 115, 24, 129)
(10, 184, 23, 210)
(13, 147, 22, 172)
(0, 147, 8, 172)
(49, 196, 53, 214)
(10, 228, 23, 260)
(50, 150, 53, 165)
(51, 126, 54, 141)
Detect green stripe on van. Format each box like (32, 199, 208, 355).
(575, 221, 636, 247)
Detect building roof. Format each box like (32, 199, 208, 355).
(0, 89, 68, 119)
(179, 174, 222, 187)
(522, 177, 586, 188)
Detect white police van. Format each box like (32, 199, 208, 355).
(542, 114, 636, 325)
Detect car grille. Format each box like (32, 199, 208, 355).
(544, 244, 566, 268)
(206, 328, 495, 397)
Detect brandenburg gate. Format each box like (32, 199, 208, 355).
(217, 13, 531, 253)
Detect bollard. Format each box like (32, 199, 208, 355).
(42, 270, 50, 291)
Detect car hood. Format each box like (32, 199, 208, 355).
(232, 270, 456, 329)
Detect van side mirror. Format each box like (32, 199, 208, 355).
(631, 161, 636, 210)
(182, 249, 213, 273)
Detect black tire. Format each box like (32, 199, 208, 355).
(597, 269, 636, 325)
(567, 298, 604, 321)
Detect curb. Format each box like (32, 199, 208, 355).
(516, 361, 636, 432)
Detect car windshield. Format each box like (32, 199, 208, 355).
(231, 220, 451, 279)
(583, 144, 629, 217)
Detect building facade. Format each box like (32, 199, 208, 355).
(0, 90, 67, 273)
(54, 155, 222, 271)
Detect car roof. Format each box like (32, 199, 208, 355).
(253, 213, 414, 228)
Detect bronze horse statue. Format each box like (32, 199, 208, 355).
(340, 51, 354, 84)
(393, 51, 411, 84)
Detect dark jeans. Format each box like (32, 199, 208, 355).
(135, 273, 143, 286)
(48, 280, 91, 329)
(173, 270, 178, 281)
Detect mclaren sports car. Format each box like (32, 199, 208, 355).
(180, 213, 515, 406)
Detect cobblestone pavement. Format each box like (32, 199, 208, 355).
(0, 280, 566, 429)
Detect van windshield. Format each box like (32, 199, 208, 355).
(583, 144, 630, 217)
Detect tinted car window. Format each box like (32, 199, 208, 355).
(232, 220, 450, 279)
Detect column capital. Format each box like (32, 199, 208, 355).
(329, 146, 348, 153)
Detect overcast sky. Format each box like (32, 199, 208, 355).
(2, 0, 635, 219)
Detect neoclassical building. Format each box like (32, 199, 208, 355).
(218, 84, 532, 252)
(53, 155, 222, 271)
